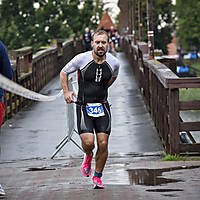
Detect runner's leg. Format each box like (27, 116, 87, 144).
(95, 133, 109, 173)
(80, 133, 94, 157)
(77, 104, 95, 156)
(80, 133, 94, 176)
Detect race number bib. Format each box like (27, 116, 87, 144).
(86, 103, 105, 117)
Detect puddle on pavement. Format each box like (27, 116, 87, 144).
(127, 165, 200, 187)
(146, 189, 183, 192)
(24, 161, 77, 172)
(25, 167, 56, 172)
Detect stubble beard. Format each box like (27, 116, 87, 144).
(94, 48, 107, 57)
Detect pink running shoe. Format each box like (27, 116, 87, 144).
(81, 153, 93, 177)
(92, 176, 104, 189)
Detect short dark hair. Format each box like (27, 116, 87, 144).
(92, 30, 109, 42)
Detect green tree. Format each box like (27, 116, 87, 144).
(152, 0, 174, 54)
(0, 0, 22, 49)
(0, 0, 105, 51)
(80, 0, 94, 29)
(176, 0, 200, 52)
(138, 0, 174, 54)
(34, 0, 71, 50)
(62, 0, 81, 36)
(92, 0, 104, 30)
(0, 0, 72, 51)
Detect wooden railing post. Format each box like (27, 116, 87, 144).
(56, 39, 63, 56)
(168, 88, 180, 154)
(23, 53, 32, 73)
(10, 47, 33, 76)
(149, 70, 153, 111)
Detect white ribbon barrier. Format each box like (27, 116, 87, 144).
(0, 74, 63, 101)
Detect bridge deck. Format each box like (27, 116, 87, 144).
(0, 52, 163, 161)
(1, 53, 200, 200)
(0, 53, 162, 160)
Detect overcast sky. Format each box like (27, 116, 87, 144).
(103, 0, 120, 22)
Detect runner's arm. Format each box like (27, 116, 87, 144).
(107, 60, 119, 88)
(60, 71, 77, 104)
(107, 76, 117, 88)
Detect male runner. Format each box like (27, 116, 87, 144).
(60, 30, 120, 189)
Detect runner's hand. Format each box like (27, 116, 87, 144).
(63, 91, 77, 104)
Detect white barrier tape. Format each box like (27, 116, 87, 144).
(0, 74, 63, 101)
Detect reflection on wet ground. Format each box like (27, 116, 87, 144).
(127, 165, 200, 187)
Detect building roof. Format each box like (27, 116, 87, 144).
(97, 13, 116, 31)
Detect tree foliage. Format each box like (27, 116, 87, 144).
(139, 0, 174, 54)
(176, 0, 200, 52)
(152, 0, 174, 54)
(0, 0, 104, 51)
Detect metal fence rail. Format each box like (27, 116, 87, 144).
(51, 73, 83, 159)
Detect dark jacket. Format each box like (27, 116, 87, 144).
(83, 32, 92, 44)
(0, 40, 13, 102)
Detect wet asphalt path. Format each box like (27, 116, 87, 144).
(1, 53, 200, 200)
(0, 52, 163, 161)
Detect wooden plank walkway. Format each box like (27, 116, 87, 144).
(0, 52, 163, 162)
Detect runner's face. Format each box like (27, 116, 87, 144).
(92, 34, 108, 57)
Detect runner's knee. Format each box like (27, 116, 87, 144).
(97, 140, 108, 152)
(82, 139, 94, 150)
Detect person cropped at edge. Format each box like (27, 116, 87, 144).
(108, 26, 116, 55)
(60, 30, 120, 189)
(0, 40, 13, 197)
(0, 40, 13, 129)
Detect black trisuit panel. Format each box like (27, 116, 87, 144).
(62, 51, 120, 134)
